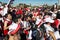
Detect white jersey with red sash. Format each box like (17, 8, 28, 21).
(36, 18, 43, 28)
(8, 22, 21, 35)
(3, 19, 12, 35)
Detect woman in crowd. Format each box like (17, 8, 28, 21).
(44, 17, 56, 40)
(8, 15, 21, 40)
(3, 13, 12, 40)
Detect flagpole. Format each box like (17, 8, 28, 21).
(7, 0, 11, 6)
(58, 0, 60, 5)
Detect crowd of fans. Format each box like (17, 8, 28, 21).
(0, 3, 60, 40)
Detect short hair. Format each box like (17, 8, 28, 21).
(13, 14, 21, 23)
(26, 14, 33, 19)
(4, 13, 12, 18)
(0, 14, 2, 17)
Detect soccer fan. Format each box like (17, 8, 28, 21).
(3, 13, 12, 40)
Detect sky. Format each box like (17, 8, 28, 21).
(0, 0, 59, 6)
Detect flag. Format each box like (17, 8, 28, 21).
(10, 0, 14, 4)
(7, 0, 15, 5)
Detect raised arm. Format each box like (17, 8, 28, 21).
(49, 31, 56, 40)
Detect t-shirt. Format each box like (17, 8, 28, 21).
(36, 18, 43, 27)
(54, 31, 60, 39)
(52, 19, 59, 28)
(3, 19, 12, 35)
(9, 22, 18, 30)
(8, 22, 18, 34)
(16, 10, 23, 15)
(44, 24, 54, 37)
(8, 22, 20, 35)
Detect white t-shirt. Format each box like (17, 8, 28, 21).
(36, 18, 41, 24)
(54, 31, 60, 39)
(23, 21, 30, 28)
(44, 24, 54, 36)
(23, 21, 27, 28)
(36, 18, 43, 28)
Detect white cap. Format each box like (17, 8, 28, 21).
(44, 17, 54, 23)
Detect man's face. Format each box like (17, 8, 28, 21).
(7, 14, 12, 20)
(27, 17, 31, 21)
(39, 15, 42, 19)
(18, 18, 21, 23)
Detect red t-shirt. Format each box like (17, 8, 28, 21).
(52, 19, 59, 28)
(3, 19, 12, 35)
(16, 10, 23, 15)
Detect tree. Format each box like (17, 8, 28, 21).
(2, 3, 7, 6)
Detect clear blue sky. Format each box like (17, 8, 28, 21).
(0, 0, 58, 6)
